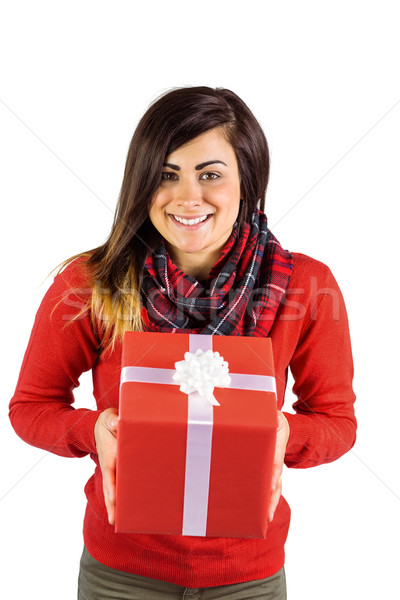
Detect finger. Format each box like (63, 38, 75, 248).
(270, 453, 284, 492)
(268, 477, 282, 522)
(103, 484, 115, 525)
(108, 505, 115, 526)
(103, 465, 116, 524)
(107, 410, 119, 435)
(271, 460, 284, 489)
(270, 414, 288, 488)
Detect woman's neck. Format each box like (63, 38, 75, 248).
(167, 247, 221, 281)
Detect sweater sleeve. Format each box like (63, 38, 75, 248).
(9, 259, 102, 458)
(283, 264, 357, 468)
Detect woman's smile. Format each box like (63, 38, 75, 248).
(169, 213, 212, 228)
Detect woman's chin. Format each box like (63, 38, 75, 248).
(170, 243, 207, 258)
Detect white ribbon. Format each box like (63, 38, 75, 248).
(182, 336, 214, 536)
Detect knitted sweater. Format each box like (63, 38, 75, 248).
(9, 252, 356, 587)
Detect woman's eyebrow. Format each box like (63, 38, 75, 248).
(162, 159, 228, 171)
(195, 160, 227, 170)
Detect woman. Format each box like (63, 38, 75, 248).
(9, 86, 356, 599)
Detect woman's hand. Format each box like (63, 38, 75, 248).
(268, 411, 290, 523)
(94, 408, 119, 525)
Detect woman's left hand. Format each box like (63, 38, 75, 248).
(268, 411, 290, 523)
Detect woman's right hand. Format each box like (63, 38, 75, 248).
(94, 408, 119, 525)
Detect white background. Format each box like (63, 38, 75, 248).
(1, 1, 399, 598)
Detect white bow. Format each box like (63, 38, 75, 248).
(173, 349, 231, 406)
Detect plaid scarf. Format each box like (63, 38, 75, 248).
(141, 211, 292, 336)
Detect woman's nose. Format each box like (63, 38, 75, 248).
(175, 178, 202, 207)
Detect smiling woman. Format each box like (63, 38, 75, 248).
(9, 86, 356, 600)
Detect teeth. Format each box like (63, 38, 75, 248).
(173, 215, 208, 225)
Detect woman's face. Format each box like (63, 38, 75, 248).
(149, 128, 241, 279)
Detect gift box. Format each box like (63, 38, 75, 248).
(115, 331, 277, 538)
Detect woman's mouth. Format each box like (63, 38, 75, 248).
(170, 214, 212, 227)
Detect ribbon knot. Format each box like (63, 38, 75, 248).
(173, 349, 231, 406)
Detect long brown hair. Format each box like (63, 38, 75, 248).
(63, 87, 270, 348)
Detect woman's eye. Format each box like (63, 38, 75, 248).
(161, 172, 178, 182)
(200, 172, 219, 181)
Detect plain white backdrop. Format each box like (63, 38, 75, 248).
(1, 1, 399, 598)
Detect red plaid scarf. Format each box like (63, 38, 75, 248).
(141, 211, 292, 336)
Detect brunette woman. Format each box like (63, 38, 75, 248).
(10, 86, 356, 599)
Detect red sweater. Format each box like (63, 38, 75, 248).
(9, 253, 356, 587)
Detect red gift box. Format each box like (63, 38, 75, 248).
(115, 332, 277, 538)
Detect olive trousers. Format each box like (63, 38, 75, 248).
(78, 546, 287, 600)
